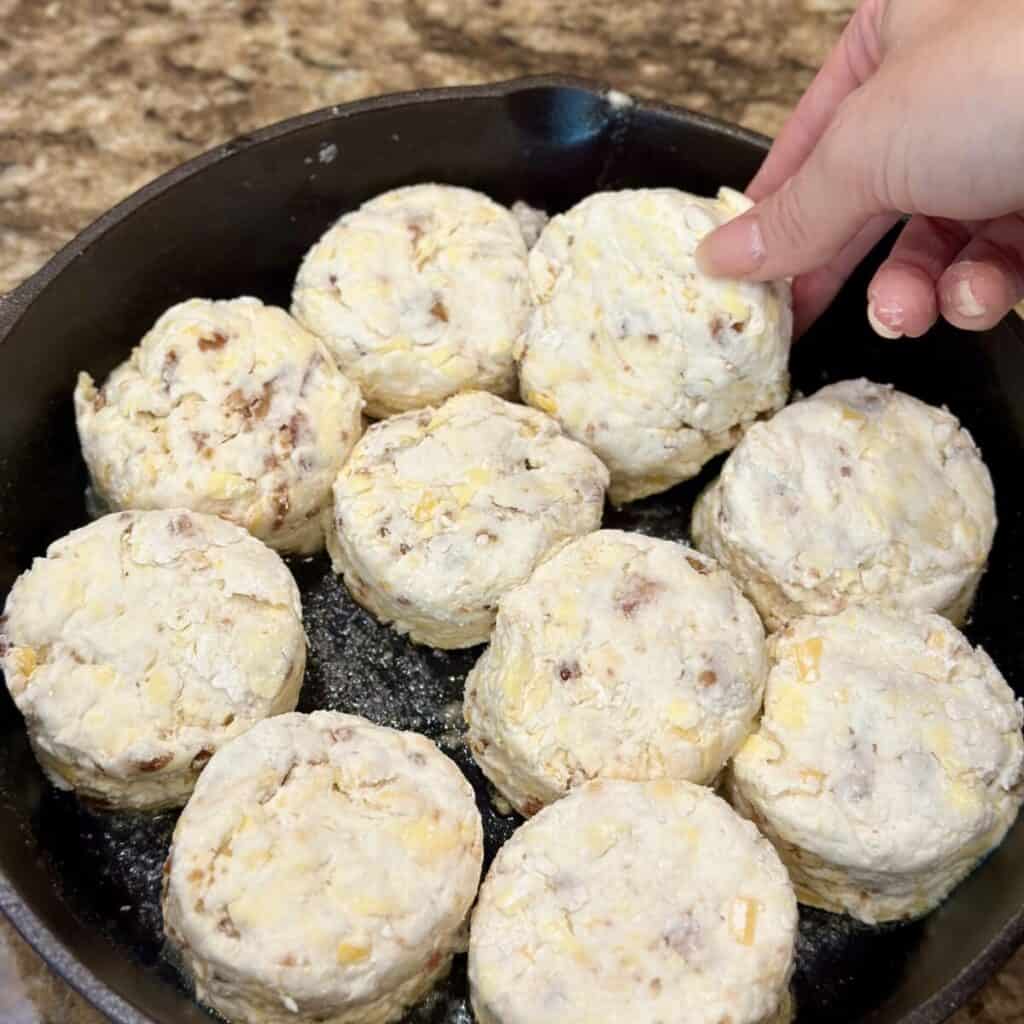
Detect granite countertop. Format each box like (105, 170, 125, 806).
(0, 0, 1021, 1021)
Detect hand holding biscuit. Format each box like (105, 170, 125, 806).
(697, 0, 1024, 338)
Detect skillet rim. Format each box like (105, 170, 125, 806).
(0, 72, 1022, 1024)
(0, 72, 768, 336)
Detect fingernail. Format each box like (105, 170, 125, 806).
(952, 277, 986, 318)
(867, 301, 904, 340)
(696, 215, 766, 278)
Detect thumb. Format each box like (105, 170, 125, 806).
(697, 91, 886, 282)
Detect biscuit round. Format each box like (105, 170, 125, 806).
(728, 607, 1024, 923)
(517, 188, 792, 504)
(469, 779, 797, 1024)
(75, 296, 364, 554)
(327, 391, 609, 649)
(292, 184, 531, 418)
(0, 510, 305, 810)
(692, 379, 996, 630)
(162, 711, 483, 1024)
(464, 530, 767, 815)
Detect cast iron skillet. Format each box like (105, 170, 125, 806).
(1, 75, 1023, 1024)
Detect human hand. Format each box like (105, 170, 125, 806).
(696, 0, 1024, 338)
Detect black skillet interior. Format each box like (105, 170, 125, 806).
(1, 77, 1024, 1024)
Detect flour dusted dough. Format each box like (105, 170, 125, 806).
(510, 201, 549, 248)
(292, 184, 532, 418)
(327, 391, 609, 649)
(692, 379, 996, 630)
(728, 607, 1023, 923)
(75, 297, 363, 554)
(464, 530, 766, 816)
(0, 510, 305, 810)
(162, 711, 483, 1024)
(469, 779, 797, 1024)
(517, 188, 792, 504)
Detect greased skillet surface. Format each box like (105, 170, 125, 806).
(1, 77, 1023, 1024)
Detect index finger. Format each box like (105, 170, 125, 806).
(748, 0, 886, 201)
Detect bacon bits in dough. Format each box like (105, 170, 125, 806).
(75, 297, 363, 555)
(0, 510, 305, 811)
(162, 711, 483, 1024)
(469, 779, 797, 1024)
(292, 184, 531, 418)
(692, 379, 996, 630)
(464, 530, 766, 816)
(327, 391, 609, 649)
(728, 607, 1024, 924)
(517, 188, 792, 504)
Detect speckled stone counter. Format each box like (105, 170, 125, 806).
(0, 1, 1021, 1022)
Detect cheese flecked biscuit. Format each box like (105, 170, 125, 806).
(0, 510, 305, 810)
(728, 607, 1024, 923)
(692, 378, 996, 629)
(163, 711, 483, 1024)
(465, 530, 767, 815)
(469, 779, 797, 1024)
(327, 391, 609, 648)
(518, 188, 792, 504)
(292, 184, 531, 418)
(75, 297, 363, 554)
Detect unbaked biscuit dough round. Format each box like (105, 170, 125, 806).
(292, 184, 531, 418)
(327, 391, 609, 649)
(464, 530, 767, 816)
(0, 510, 305, 811)
(691, 379, 996, 630)
(728, 607, 1024, 924)
(162, 711, 483, 1024)
(75, 296, 364, 555)
(517, 187, 792, 504)
(469, 779, 797, 1024)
